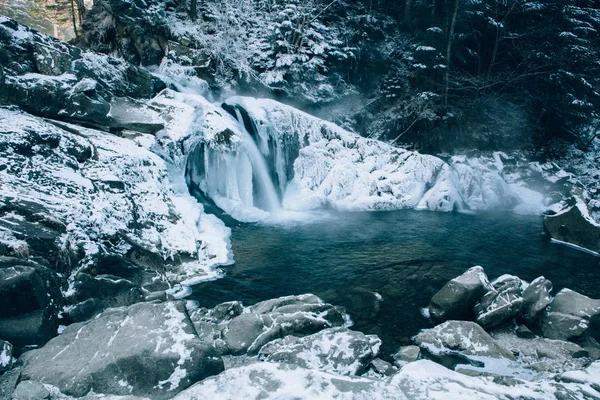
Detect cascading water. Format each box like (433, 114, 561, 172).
(232, 109, 282, 214)
(186, 105, 282, 222)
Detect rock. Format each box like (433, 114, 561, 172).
(222, 313, 271, 355)
(64, 298, 105, 324)
(0, 257, 63, 346)
(207, 301, 244, 323)
(428, 266, 491, 322)
(20, 301, 224, 399)
(520, 276, 553, 324)
(544, 197, 600, 253)
(392, 345, 421, 367)
(71, 272, 144, 307)
(172, 362, 401, 400)
(474, 275, 525, 329)
(33, 43, 73, 76)
(538, 289, 600, 341)
(414, 321, 515, 363)
(369, 358, 396, 376)
(0, 367, 21, 399)
(262, 327, 381, 376)
(109, 97, 165, 134)
(12, 381, 50, 400)
(515, 324, 536, 339)
(0, 340, 13, 373)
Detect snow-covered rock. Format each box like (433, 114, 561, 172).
(0, 340, 13, 373)
(544, 196, 600, 254)
(261, 327, 381, 376)
(20, 301, 224, 399)
(0, 106, 229, 292)
(413, 321, 516, 366)
(474, 275, 525, 329)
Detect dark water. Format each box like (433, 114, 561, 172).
(191, 210, 600, 356)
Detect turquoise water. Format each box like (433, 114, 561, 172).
(191, 210, 600, 355)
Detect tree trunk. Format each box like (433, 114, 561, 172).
(190, 0, 198, 21)
(443, 0, 459, 108)
(70, 0, 79, 36)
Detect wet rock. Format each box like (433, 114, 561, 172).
(538, 289, 600, 341)
(474, 275, 525, 329)
(0, 340, 13, 373)
(521, 276, 553, 325)
(262, 327, 381, 375)
(12, 380, 50, 400)
(392, 345, 421, 367)
(20, 301, 224, 399)
(428, 266, 491, 322)
(414, 320, 515, 362)
(543, 197, 600, 253)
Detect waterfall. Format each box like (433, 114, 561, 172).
(232, 109, 282, 214)
(187, 104, 282, 222)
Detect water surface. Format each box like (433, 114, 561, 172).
(191, 210, 600, 356)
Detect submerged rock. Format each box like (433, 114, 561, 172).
(261, 327, 381, 376)
(428, 266, 491, 322)
(20, 301, 224, 399)
(538, 289, 600, 341)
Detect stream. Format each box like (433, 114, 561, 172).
(191, 209, 600, 356)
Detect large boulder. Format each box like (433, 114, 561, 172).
(20, 301, 224, 399)
(414, 321, 515, 365)
(520, 276, 553, 325)
(538, 289, 600, 341)
(0, 257, 63, 346)
(260, 327, 381, 376)
(543, 197, 600, 253)
(428, 266, 491, 322)
(474, 275, 525, 329)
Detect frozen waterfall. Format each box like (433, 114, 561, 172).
(186, 105, 282, 222)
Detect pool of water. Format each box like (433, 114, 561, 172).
(191, 210, 600, 356)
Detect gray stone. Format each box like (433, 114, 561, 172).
(538, 289, 600, 341)
(264, 328, 381, 376)
(20, 301, 224, 399)
(12, 380, 50, 400)
(428, 266, 490, 322)
(392, 345, 421, 367)
(369, 358, 396, 376)
(222, 313, 269, 355)
(521, 276, 553, 324)
(414, 320, 515, 361)
(474, 275, 525, 329)
(207, 301, 244, 323)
